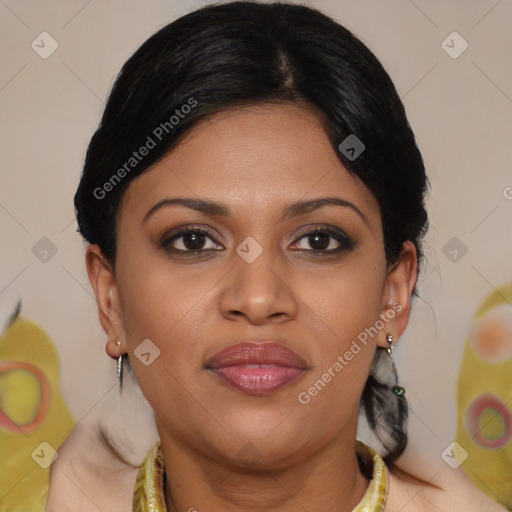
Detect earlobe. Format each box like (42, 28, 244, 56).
(85, 245, 126, 359)
(377, 241, 418, 348)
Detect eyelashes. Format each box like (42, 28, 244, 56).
(289, 227, 357, 254)
(158, 225, 358, 258)
(160, 227, 221, 255)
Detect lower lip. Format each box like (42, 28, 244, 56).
(208, 364, 305, 396)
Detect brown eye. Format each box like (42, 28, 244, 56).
(160, 227, 223, 255)
(291, 227, 356, 254)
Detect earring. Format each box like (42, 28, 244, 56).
(115, 341, 124, 388)
(386, 333, 405, 397)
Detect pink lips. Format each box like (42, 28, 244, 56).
(205, 341, 307, 396)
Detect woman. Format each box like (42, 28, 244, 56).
(47, 1, 507, 510)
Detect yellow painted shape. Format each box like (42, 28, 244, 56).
(0, 368, 41, 425)
(455, 284, 512, 509)
(0, 316, 75, 512)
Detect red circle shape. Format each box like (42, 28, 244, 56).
(465, 393, 512, 449)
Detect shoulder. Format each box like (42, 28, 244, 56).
(46, 423, 138, 512)
(385, 462, 508, 512)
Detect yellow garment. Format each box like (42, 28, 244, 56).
(133, 439, 389, 511)
(455, 284, 512, 509)
(0, 315, 75, 512)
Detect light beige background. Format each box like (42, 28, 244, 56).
(1, 0, 511, 487)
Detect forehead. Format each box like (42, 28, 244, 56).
(119, 103, 381, 229)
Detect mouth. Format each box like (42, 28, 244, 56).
(204, 341, 308, 396)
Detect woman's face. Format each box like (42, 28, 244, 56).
(89, 103, 416, 468)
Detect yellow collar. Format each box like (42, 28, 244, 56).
(133, 440, 389, 511)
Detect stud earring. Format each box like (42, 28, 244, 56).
(386, 333, 405, 397)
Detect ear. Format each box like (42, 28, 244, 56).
(376, 240, 418, 349)
(85, 245, 126, 359)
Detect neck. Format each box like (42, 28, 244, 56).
(159, 427, 372, 512)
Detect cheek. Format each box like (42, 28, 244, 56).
(293, 257, 385, 410)
(115, 268, 212, 426)
(305, 256, 386, 347)
(115, 251, 230, 402)
(117, 229, 198, 324)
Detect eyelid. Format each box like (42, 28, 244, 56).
(290, 225, 357, 252)
(160, 226, 222, 245)
(158, 224, 224, 244)
(158, 224, 351, 243)
(291, 224, 351, 241)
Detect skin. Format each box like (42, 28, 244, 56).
(47, 103, 507, 512)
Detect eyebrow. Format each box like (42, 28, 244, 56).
(143, 196, 368, 226)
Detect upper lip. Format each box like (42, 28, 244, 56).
(205, 341, 308, 369)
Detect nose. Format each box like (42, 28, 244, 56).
(219, 241, 298, 325)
